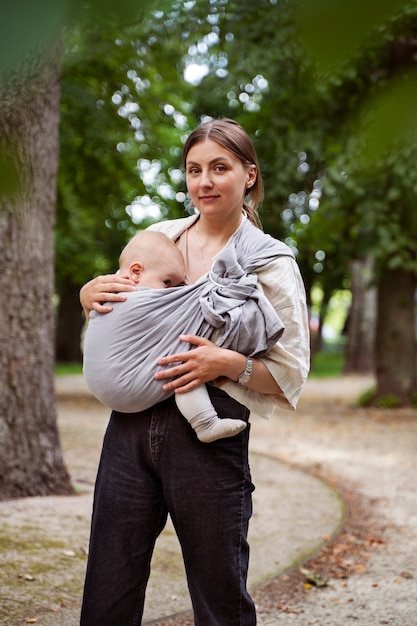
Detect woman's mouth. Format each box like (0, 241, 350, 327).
(199, 195, 219, 202)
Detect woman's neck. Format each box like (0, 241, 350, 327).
(196, 212, 243, 244)
(180, 213, 243, 284)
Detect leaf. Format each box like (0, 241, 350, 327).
(299, 566, 328, 587)
(62, 549, 76, 557)
(295, 0, 405, 74)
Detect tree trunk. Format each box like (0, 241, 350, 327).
(344, 257, 376, 373)
(0, 48, 74, 498)
(375, 267, 417, 405)
(55, 280, 84, 363)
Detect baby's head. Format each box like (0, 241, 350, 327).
(119, 231, 186, 289)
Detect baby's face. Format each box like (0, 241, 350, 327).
(138, 259, 186, 289)
(138, 269, 184, 289)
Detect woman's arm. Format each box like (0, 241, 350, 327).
(154, 335, 281, 395)
(255, 257, 310, 409)
(80, 274, 136, 319)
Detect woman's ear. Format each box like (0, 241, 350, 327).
(246, 164, 257, 189)
(129, 262, 143, 284)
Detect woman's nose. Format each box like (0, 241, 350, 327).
(200, 170, 213, 187)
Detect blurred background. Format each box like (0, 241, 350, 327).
(1, 0, 416, 496)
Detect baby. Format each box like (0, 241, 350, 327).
(83, 230, 247, 443)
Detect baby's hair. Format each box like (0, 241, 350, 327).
(119, 230, 182, 269)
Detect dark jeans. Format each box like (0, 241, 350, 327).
(80, 386, 256, 626)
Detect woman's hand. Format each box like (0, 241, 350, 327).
(154, 335, 247, 393)
(80, 274, 136, 319)
(154, 334, 283, 395)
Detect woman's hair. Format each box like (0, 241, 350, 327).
(182, 118, 264, 229)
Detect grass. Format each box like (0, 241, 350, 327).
(54, 362, 83, 376)
(310, 346, 345, 378)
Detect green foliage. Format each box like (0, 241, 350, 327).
(55, 362, 83, 376)
(51, 0, 417, 365)
(292, 0, 417, 286)
(377, 394, 401, 408)
(0, 0, 171, 76)
(358, 387, 377, 407)
(56, 0, 313, 291)
(56, 15, 193, 289)
(310, 350, 345, 378)
(295, 0, 410, 76)
(358, 388, 406, 408)
(6, 0, 417, 293)
(0, 0, 70, 76)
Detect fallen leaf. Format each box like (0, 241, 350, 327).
(300, 567, 328, 587)
(278, 604, 303, 614)
(19, 574, 35, 581)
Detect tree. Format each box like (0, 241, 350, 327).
(344, 257, 376, 373)
(0, 43, 73, 497)
(0, 0, 166, 497)
(296, 0, 417, 404)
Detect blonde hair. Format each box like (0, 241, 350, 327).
(183, 118, 263, 230)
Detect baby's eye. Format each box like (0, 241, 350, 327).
(163, 279, 171, 287)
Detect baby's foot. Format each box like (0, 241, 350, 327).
(196, 418, 247, 443)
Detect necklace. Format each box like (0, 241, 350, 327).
(196, 222, 207, 264)
(195, 221, 232, 266)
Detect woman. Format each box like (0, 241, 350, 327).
(79, 118, 310, 626)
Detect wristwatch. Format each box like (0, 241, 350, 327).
(238, 357, 253, 386)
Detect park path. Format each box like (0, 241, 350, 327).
(2, 374, 416, 625)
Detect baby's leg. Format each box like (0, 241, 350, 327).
(175, 386, 246, 443)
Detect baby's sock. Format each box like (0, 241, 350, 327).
(188, 411, 247, 443)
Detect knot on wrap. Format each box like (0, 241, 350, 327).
(200, 241, 284, 356)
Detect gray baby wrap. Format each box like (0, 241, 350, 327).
(83, 218, 294, 413)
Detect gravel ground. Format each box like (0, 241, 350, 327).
(1, 375, 416, 626)
(250, 378, 417, 626)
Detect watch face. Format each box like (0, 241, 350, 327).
(238, 358, 253, 385)
(239, 373, 250, 385)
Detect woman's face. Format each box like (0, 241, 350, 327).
(185, 139, 257, 221)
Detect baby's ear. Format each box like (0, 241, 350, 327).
(129, 262, 143, 284)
